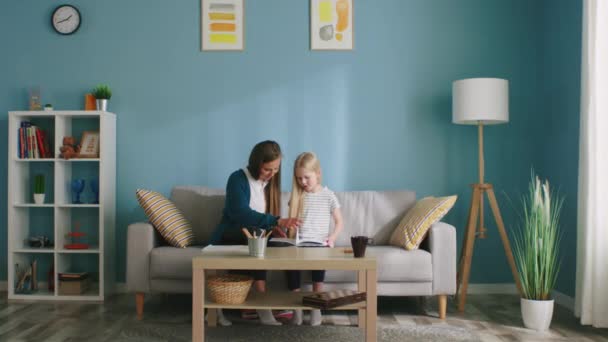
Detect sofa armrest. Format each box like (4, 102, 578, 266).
(127, 222, 158, 293)
(429, 221, 456, 295)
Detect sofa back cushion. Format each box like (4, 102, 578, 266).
(171, 186, 416, 245)
(171, 186, 225, 244)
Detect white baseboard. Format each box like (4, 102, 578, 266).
(1, 281, 575, 311)
(465, 283, 574, 311)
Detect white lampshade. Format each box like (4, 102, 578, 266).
(452, 78, 509, 125)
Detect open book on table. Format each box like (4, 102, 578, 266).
(271, 230, 328, 247)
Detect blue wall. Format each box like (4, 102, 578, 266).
(0, 1, 570, 289)
(538, 0, 582, 296)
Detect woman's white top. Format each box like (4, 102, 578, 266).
(243, 167, 267, 214)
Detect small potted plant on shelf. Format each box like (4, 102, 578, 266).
(513, 173, 563, 332)
(44, 104, 53, 111)
(33, 174, 45, 204)
(93, 84, 112, 111)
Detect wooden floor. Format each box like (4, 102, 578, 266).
(1, 292, 607, 341)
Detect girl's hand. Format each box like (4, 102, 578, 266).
(327, 235, 337, 248)
(277, 218, 301, 230)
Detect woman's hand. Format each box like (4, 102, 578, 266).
(271, 226, 287, 238)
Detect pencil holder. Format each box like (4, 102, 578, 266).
(247, 237, 268, 257)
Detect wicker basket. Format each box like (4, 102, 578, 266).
(207, 274, 253, 304)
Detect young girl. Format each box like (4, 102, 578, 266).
(287, 152, 343, 325)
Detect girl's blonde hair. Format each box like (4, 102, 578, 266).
(288, 152, 322, 219)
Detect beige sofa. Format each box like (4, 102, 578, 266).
(127, 186, 456, 319)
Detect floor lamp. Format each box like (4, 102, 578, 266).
(452, 78, 522, 312)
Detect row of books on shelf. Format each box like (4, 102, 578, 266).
(18, 121, 52, 159)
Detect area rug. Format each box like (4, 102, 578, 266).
(119, 324, 481, 342)
(206, 325, 482, 342)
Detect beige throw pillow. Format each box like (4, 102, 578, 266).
(136, 189, 195, 248)
(389, 195, 457, 250)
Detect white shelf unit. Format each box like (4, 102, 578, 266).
(7, 111, 116, 301)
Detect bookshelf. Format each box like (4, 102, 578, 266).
(7, 111, 116, 301)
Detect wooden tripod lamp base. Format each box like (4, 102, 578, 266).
(456, 183, 523, 312)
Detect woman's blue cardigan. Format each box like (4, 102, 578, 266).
(209, 169, 279, 244)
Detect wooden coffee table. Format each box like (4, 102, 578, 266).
(192, 246, 377, 341)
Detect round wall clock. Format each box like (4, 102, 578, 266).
(51, 5, 81, 35)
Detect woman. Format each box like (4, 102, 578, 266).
(210, 140, 300, 325)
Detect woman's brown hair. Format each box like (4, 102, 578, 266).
(247, 140, 282, 216)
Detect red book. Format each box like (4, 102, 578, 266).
(35, 128, 46, 159)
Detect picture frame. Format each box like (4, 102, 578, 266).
(201, 0, 245, 51)
(79, 131, 100, 158)
(310, 0, 354, 51)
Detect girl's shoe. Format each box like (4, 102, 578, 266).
(288, 309, 303, 325)
(257, 309, 282, 326)
(310, 309, 322, 326)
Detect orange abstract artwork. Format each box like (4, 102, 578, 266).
(311, 0, 353, 50)
(202, 0, 244, 51)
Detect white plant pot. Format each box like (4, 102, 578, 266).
(521, 298, 554, 332)
(33, 193, 45, 205)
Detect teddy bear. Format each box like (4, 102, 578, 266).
(59, 136, 80, 159)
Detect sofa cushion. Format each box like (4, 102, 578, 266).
(171, 186, 225, 244)
(172, 186, 417, 246)
(389, 195, 457, 250)
(324, 246, 432, 283)
(136, 189, 194, 248)
(281, 190, 417, 247)
(150, 246, 205, 279)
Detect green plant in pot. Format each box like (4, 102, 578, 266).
(33, 174, 45, 204)
(513, 173, 563, 332)
(93, 84, 112, 111)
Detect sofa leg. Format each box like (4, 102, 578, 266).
(136, 292, 145, 320)
(438, 295, 447, 319)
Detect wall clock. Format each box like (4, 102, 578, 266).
(51, 5, 81, 35)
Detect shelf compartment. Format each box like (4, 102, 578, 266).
(10, 115, 54, 160)
(56, 160, 99, 205)
(10, 161, 55, 205)
(56, 253, 100, 297)
(55, 207, 100, 250)
(11, 253, 54, 296)
(55, 116, 99, 159)
(10, 207, 55, 250)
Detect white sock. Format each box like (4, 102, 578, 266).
(310, 309, 322, 326)
(217, 309, 232, 326)
(257, 309, 282, 325)
(206, 309, 232, 326)
(289, 309, 303, 325)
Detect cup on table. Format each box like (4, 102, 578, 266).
(248, 237, 268, 257)
(350, 236, 373, 258)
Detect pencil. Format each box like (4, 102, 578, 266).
(241, 228, 253, 239)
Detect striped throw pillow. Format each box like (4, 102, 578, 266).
(136, 189, 194, 248)
(389, 195, 457, 250)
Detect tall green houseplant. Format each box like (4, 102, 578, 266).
(513, 174, 563, 301)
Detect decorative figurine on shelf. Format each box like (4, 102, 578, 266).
(90, 178, 99, 204)
(71, 179, 85, 204)
(59, 136, 81, 159)
(65, 221, 89, 250)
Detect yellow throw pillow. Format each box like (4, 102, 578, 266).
(136, 189, 195, 248)
(389, 195, 457, 250)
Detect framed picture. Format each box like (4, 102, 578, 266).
(79, 131, 100, 158)
(310, 0, 353, 50)
(201, 0, 245, 51)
